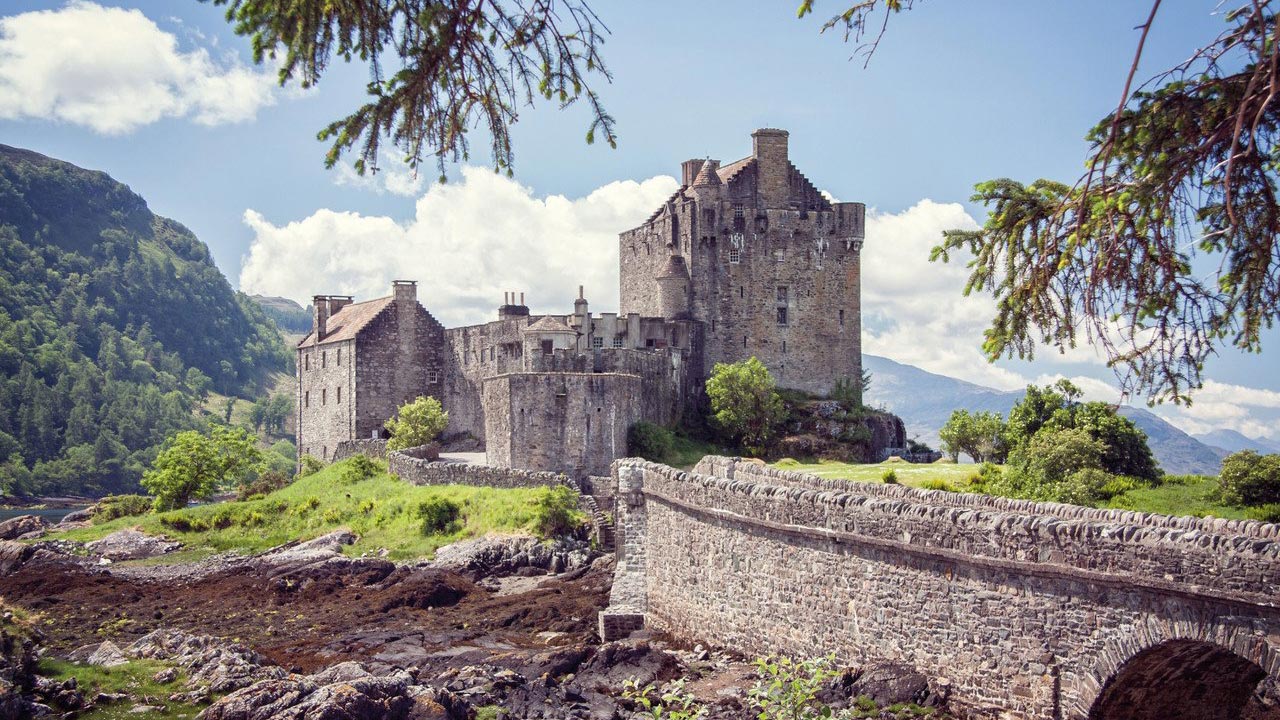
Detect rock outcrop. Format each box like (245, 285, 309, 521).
(86, 528, 180, 561)
(0, 515, 45, 541)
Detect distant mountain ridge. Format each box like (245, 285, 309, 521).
(1193, 428, 1280, 454)
(250, 295, 312, 334)
(863, 354, 1230, 476)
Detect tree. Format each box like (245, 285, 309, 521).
(804, 1, 1280, 404)
(385, 396, 450, 451)
(939, 409, 1007, 463)
(705, 357, 787, 455)
(141, 426, 264, 511)
(1219, 450, 1280, 507)
(211, 0, 615, 180)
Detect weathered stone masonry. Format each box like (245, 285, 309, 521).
(603, 457, 1280, 720)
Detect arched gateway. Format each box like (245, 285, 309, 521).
(601, 457, 1280, 719)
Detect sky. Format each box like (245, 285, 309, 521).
(1, 0, 1278, 440)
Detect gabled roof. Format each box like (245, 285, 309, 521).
(297, 297, 394, 347)
(716, 156, 754, 185)
(523, 315, 577, 334)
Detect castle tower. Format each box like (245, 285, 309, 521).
(618, 129, 866, 396)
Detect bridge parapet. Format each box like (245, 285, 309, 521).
(603, 457, 1280, 719)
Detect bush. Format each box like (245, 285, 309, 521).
(1058, 468, 1116, 506)
(532, 485, 580, 537)
(299, 455, 325, 478)
(628, 422, 675, 462)
(881, 469, 898, 484)
(1247, 504, 1280, 523)
(1218, 451, 1280, 507)
(417, 497, 462, 535)
(920, 479, 957, 492)
(748, 654, 842, 720)
(386, 396, 449, 451)
(94, 494, 153, 523)
(237, 470, 290, 500)
(339, 454, 382, 484)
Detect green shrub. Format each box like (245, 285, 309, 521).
(1058, 468, 1115, 506)
(1218, 451, 1280, 506)
(881, 469, 898, 484)
(629, 422, 675, 462)
(1247, 504, 1280, 523)
(385, 396, 449, 451)
(748, 654, 842, 720)
(532, 485, 580, 537)
(622, 677, 707, 720)
(340, 454, 382, 484)
(299, 455, 325, 478)
(417, 496, 462, 535)
(1098, 476, 1140, 500)
(920, 479, 957, 492)
(94, 494, 153, 523)
(237, 470, 290, 500)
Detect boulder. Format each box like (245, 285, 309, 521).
(0, 515, 45, 541)
(60, 508, 95, 524)
(86, 529, 180, 561)
(255, 529, 356, 568)
(127, 629, 286, 693)
(0, 541, 33, 574)
(66, 640, 129, 668)
(433, 535, 596, 579)
(197, 674, 424, 720)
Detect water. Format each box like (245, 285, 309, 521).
(0, 506, 89, 524)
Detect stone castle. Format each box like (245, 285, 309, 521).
(297, 129, 866, 477)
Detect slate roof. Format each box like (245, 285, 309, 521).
(297, 296, 394, 347)
(523, 315, 577, 334)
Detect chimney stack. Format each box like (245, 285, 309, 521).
(680, 159, 706, 187)
(312, 295, 330, 341)
(392, 280, 417, 306)
(752, 128, 791, 209)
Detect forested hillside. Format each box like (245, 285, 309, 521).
(0, 145, 290, 497)
(249, 294, 312, 334)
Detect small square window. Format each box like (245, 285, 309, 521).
(427, 370, 441, 384)
(541, 340, 554, 355)
(777, 307, 788, 325)
(592, 337, 604, 349)
(612, 336, 624, 348)
(733, 204, 744, 220)
(774, 249, 785, 262)
(728, 248, 740, 264)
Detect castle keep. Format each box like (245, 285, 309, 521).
(297, 129, 866, 476)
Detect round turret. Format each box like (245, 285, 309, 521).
(656, 254, 691, 320)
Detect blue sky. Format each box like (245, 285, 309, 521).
(2, 0, 1277, 438)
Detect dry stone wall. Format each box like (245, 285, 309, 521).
(387, 451, 571, 489)
(604, 457, 1280, 719)
(332, 439, 388, 461)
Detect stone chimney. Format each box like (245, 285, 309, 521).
(681, 159, 706, 187)
(752, 128, 790, 208)
(392, 280, 417, 306)
(312, 295, 330, 341)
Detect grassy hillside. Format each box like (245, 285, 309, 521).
(0, 145, 291, 496)
(51, 457, 581, 561)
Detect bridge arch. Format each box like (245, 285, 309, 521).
(1074, 621, 1279, 720)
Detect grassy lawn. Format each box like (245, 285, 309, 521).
(774, 458, 980, 490)
(49, 458, 578, 562)
(769, 459, 1257, 520)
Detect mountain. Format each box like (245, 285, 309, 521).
(250, 295, 312, 334)
(1193, 429, 1280, 454)
(863, 354, 1229, 476)
(0, 145, 290, 496)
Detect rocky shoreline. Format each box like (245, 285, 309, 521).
(0, 522, 950, 719)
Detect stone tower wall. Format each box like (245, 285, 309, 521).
(483, 372, 643, 477)
(297, 338, 355, 462)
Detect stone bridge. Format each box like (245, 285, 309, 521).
(600, 457, 1280, 720)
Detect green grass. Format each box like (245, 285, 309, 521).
(1103, 474, 1251, 520)
(39, 658, 206, 719)
(772, 458, 980, 490)
(49, 458, 580, 562)
(666, 433, 724, 469)
(770, 460, 1266, 521)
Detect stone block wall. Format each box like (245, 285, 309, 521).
(387, 451, 571, 489)
(333, 439, 388, 461)
(297, 339, 355, 462)
(605, 458, 1280, 719)
(482, 372, 644, 478)
(441, 318, 531, 441)
(354, 302, 446, 441)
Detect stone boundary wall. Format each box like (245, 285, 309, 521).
(605, 458, 1280, 718)
(333, 439, 388, 461)
(694, 456, 1280, 540)
(388, 450, 572, 490)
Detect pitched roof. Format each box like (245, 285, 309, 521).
(523, 315, 577, 334)
(297, 296, 394, 347)
(716, 156, 754, 184)
(692, 160, 722, 187)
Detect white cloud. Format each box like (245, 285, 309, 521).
(0, 1, 275, 133)
(333, 161, 427, 198)
(238, 167, 679, 326)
